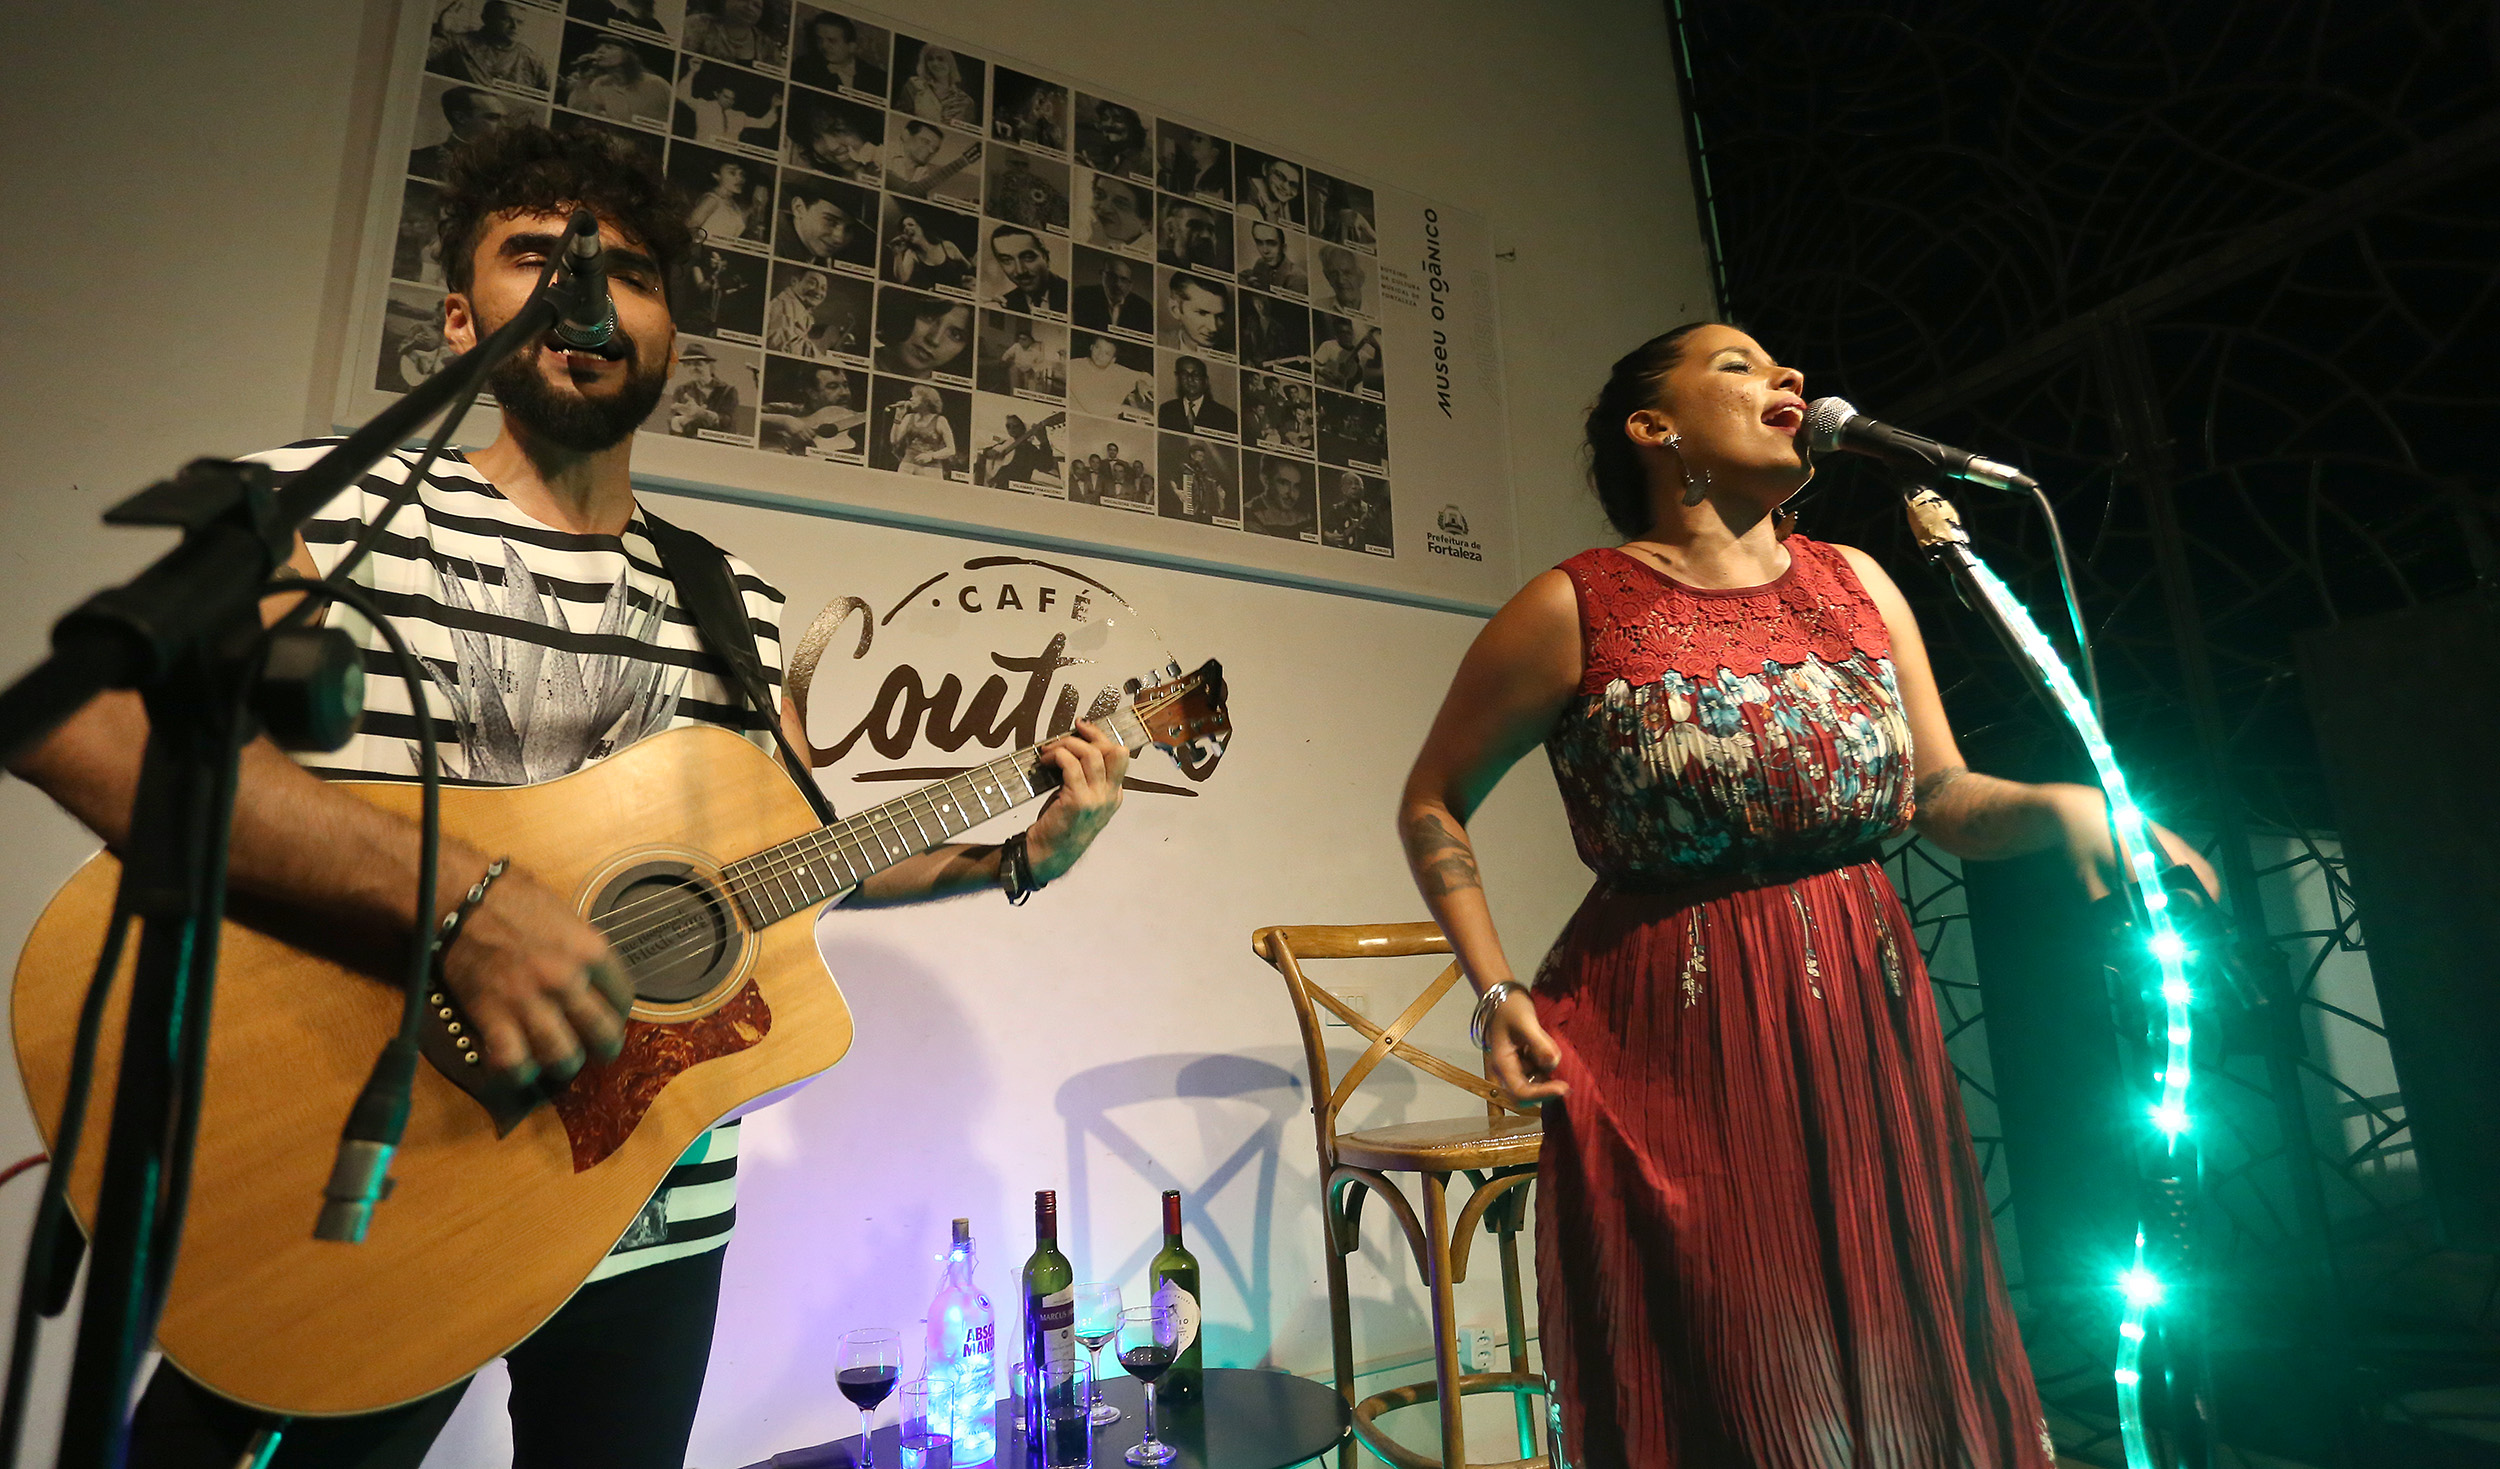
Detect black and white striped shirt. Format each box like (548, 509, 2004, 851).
(261, 438, 787, 1280)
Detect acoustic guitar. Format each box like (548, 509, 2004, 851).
(12, 661, 1230, 1416)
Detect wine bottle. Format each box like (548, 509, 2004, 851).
(925, 1217, 997, 1464)
(1147, 1189, 1203, 1402)
(1020, 1190, 1076, 1432)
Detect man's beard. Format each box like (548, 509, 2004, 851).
(484, 324, 670, 453)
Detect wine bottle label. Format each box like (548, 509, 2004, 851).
(1034, 1286, 1076, 1361)
(1152, 1279, 1201, 1355)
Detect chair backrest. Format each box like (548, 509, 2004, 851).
(1250, 922, 1534, 1171)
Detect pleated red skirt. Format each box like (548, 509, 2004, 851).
(1534, 861, 2055, 1469)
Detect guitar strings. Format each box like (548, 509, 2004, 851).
(583, 690, 1184, 955)
(589, 695, 1150, 941)
(586, 743, 1052, 954)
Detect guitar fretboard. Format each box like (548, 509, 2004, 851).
(721, 704, 1145, 926)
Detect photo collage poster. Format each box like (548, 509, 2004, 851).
(378, 0, 1397, 559)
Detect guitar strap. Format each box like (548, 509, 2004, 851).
(641, 507, 839, 826)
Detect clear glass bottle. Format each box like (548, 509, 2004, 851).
(925, 1217, 997, 1464)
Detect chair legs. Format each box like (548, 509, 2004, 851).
(1499, 1219, 1536, 1460)
(1328, 1166, 1549, 1469)
(1421, 1172, 1467, 1469)
(1324, 1179, 1359, 1469)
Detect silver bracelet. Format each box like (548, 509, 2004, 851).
(1468, 980, 1525, 1050)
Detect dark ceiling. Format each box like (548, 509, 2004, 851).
(1668, 0, 2500, 831)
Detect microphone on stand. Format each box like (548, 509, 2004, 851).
(551, 208, 626, 359)
(1804, 397, 2037, 492)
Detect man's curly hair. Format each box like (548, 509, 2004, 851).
(434, 121, 692, 299)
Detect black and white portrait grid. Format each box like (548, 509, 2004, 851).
(375, 0, 1395, 555)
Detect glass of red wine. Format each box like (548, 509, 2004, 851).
(837, 1327, 902, 1465)
(1115, 1305, 1180, 1467)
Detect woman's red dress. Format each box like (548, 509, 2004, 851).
(1533, 541, 2055, 1468)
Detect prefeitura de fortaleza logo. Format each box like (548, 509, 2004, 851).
(1427, 504, 1482, 562)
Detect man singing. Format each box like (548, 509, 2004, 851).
(9, 122, 1133, 1469)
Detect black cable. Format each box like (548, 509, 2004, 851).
(265, 578, 441, 1248)
(0, 898, 134, 1469)
(275, 364, 492, 640)
(260, 578, 443, 1045)
(149, 580, 443, 1301)
(144, 684, 252, 1313)
(2030, 483, 2104, 716)
(0, 586, 441, 1469)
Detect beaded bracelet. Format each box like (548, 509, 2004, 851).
(434, 856, 511, 968)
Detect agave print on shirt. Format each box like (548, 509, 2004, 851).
(420, 539, 689, 785)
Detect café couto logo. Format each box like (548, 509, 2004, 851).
(784, 554, 1215, 798)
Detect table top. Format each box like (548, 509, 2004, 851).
(745, 1366, 1351, 1469)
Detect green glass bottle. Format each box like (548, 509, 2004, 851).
(1021, 1191, 1076, 1389)
(1148, 1188, 1203, 1402)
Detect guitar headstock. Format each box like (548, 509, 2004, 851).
(1122, 659, 1231, 779)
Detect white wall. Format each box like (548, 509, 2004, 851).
(0, 2, 1713, 1464)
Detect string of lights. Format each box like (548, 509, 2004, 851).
(1953, 556, 2199, 1469)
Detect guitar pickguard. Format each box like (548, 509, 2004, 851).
(549, 978, 774, 1172)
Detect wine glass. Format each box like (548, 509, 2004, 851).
(837, 1327, 902, 1465)
(1072, 1283, 1124, 1425)
(1115, 1305, 1181, 1466)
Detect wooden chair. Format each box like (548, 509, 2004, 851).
(1250, 922, 1548, 1469)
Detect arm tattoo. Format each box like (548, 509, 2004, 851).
(1913, 765, 1970, 814)
(1401, 811, 1483, 900)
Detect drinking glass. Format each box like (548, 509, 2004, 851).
(1071, 1283, 1124, 1425)
(1034, 1354, 1094, 1468)
(836, 1328, 901, 1466)
(1114, 1305, 1181, 1467)
(898, 1377, 951, 1469)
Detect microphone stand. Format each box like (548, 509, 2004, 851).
(1893, 474, 2216, 1469)
(0, 266, 580, 1469)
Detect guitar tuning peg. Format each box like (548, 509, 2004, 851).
(1164, 659, 1182, 678)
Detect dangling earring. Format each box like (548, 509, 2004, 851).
(1667, 432, 1711, 506)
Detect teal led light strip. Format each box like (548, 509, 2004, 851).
(1958, 558, 2194, 1469)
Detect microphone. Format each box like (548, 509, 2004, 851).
(1804, 397, 2037, 493)
(551, 207, 625, 359)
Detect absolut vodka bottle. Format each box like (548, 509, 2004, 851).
(926, 1217, 998, 1463)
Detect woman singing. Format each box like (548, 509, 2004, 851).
(1398, 323, 2214, 1467)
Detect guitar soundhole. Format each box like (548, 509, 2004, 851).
(589, 861, 745, 1005)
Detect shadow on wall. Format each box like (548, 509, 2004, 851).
(1054, 1049, 1307, 1367)
(1054, 1043, 1453, 1374)
(718, 932, 1001, 1440)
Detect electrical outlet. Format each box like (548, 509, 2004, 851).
(1323, 988, 1371, 1027)
(1459, 1322, 1499, 1373)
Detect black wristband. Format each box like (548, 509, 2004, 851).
(1000, 832, 1045, 905)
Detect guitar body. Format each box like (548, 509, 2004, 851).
(12, 725, 854, 1416)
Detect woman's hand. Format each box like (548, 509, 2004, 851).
(2044, 783, 2221, 903)
(1483, 992, 1568, 1106)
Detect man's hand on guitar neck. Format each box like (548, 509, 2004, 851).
(832, 717, 1132, 906)
(1025, 719, 1132, 884)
